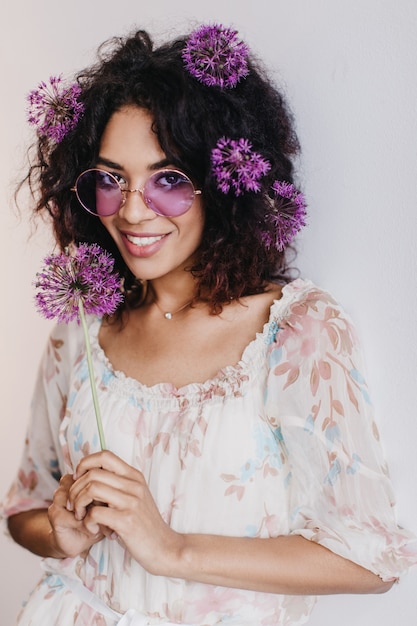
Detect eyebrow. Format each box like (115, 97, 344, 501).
(96, 156, 173, 171)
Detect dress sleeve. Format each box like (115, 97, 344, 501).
(0, 321, 82, 521)
(265, 284, 417, 581)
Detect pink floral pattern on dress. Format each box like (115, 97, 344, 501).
(269, 287, 374, 481)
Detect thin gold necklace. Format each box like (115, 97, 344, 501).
(153, 299, 193, 320)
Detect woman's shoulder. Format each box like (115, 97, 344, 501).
(268, 278, 360, 363)
(270, 278, 348, 323)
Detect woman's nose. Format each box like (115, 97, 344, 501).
(117, 188, 156, 222)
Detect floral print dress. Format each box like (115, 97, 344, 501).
(2, 279, 417, 626)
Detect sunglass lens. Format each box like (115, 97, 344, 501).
(76, 170, 121, 216)
(145, 171, 196, 217)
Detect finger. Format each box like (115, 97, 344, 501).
(72, 465, 144, 493)
(53, 475, 75, 508)
(100, 525, 118, 539)
(69, 464, 145, 512)
(48, 499, 80, 531)
(74, 450, 135, 480)
(71, 477, 142, 521)
(82, 500, 129, 536)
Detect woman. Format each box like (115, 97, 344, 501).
(2, 24, 416, 626)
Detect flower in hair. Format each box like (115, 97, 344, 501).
(35, 243, 123, 450)
(261, 181, 307, 251)
(211, 137, 271, 196)
(27, 75, 84, 143)
(182, 24, 249, 88)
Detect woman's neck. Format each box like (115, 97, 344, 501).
(145, 273, 198, 317)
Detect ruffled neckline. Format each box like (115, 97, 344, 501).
(89, 278, 312, 401)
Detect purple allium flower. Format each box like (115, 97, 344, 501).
(182, 24, 249, 88)
(27, 75, 84, 143)
(261, 181, 307, 251)
(35, 243, 123, 324)
(34, 243, 123, 450)
(211, 137, 271, 196)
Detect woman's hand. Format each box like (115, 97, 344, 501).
(47, 473, 106, 558)
(67, 452, 391, 596)
(68, 451, 184, 575)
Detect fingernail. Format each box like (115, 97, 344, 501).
(66, 499, 73, 511)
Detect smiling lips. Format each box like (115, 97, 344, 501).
(126, 234, 165, 247)
(122, 232, 169, 258)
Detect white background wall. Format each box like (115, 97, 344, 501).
(1, 1, 416, 624)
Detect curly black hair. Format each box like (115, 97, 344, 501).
(23, 28, 301, 313)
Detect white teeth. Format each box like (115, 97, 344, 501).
(126, 234, 164, 246)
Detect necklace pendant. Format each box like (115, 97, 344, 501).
(164, 312, 173, 320)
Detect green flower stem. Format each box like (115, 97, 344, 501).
(78, 299, 106, 450)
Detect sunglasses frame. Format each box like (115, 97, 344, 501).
(71, 167, 202, 218)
